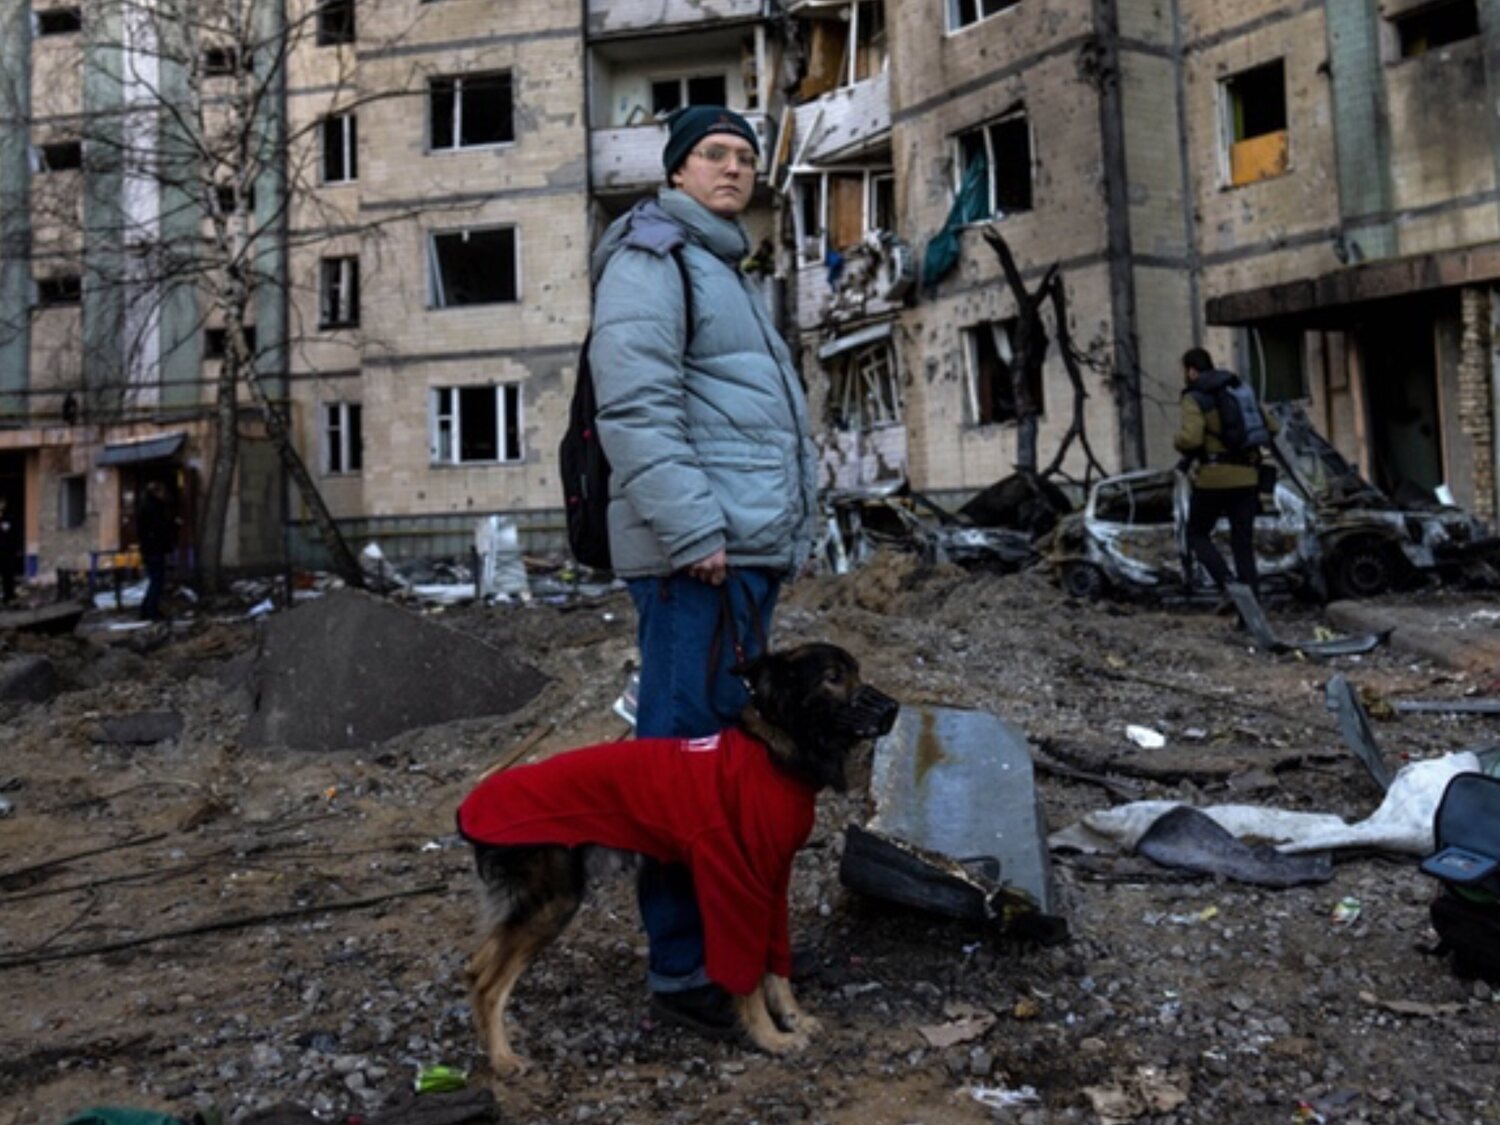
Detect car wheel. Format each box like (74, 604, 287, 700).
(1060, 561, 1105, 601)
(1329, 541, 1396, 599)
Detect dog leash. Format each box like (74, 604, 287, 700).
(706, 570, 767, 722)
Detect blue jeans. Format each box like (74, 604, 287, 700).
(627, 568, 780, 992)
(141, 553, 167, 620)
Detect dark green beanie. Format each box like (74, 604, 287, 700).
(662, 105, 760, 177)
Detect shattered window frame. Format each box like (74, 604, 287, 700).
(792, 167, 894, 266)
(35, 139, 83, 173)
(828, 341, 903, 432)
(34, 7, 83, 35)
(321, 113, 358, 184)
(428, 384, 525, 466)
(428, 71, 516, 152)
(962, 318, 1044, 426)
(34, 274, 82, 306)
(322, 401, 363, 476)
(947, 0, 1021, 34)
(427, 226, 521, 309)
(953, 110, 1033, 220)
(1220, 59, 1289, 187)
(1247, 324, 1307, 402)
(316, 0, 356, 46)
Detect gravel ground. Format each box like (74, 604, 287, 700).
(1, 557, 1497, 1124)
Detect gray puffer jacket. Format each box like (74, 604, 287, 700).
(588, 189, 817, 579)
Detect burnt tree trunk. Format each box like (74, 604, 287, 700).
(983, 228, 1052, 476)
(1043, 275, 1108, 485)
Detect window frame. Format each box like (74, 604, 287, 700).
(319, 256, 360, 329)
(321, 112, 358, 184)
(952, 110, 1034, 221)
(35, 274, 82, 306)
(649, 72, 731, 118)
(1390, 0, 1480, 58)
(947, 0, 1021, 35)
(34, 7, 83, 36)
(962, 317, 1044, 427)
(427, 225, 521, 309)
(1218, 59, 1290, 188)
(315, 0, 356, 46)
(321, 401, 363, 475)
(427, 71, 516, 153)
(428, 384, 525, 466)
(35, 140, 82, 173)
(828, 341, 903, 433)
(791, 167, 894, 266)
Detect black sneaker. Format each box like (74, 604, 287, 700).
(649, 984, 738, 1041)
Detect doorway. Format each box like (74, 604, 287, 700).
(1358, 309, 1445, 502)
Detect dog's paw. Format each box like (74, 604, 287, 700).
(488, 1050, 531, 1077)
(751, 1027, 810, 1055)
(783, 1011, 823, 1037)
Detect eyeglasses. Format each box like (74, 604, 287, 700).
(690, 144, 760, 172)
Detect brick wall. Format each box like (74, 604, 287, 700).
(1459, 286, 1497, 519)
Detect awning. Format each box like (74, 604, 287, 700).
(817, 320, 893, 360)
(1207, 240, 1500, 326)
(97, 432, 186, 467)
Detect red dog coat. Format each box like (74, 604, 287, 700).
(457, 729, 816, 995)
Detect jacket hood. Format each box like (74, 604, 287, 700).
(590, 189, 749, 285)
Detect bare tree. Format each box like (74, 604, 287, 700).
(2, 0, 446, 591)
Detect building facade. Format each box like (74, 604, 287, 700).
(2, 0, 1497, 589)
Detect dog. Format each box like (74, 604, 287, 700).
(455, 642, 899, 1074)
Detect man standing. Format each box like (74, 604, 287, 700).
(1174, 347, 1277, 597)
(136, 480, 176, 621)
(588, 106, 818, 1037)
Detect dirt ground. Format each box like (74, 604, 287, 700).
(2, 557, 1498, 1125)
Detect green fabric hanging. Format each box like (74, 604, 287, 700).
(921, 155, 990, 292)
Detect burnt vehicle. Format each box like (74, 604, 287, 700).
(1048, 405, 1500, 601)
(819, 482, 1035, 573)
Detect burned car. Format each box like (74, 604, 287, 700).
(1048, 404, 1500, 601)
(819, 482, 1035, 573)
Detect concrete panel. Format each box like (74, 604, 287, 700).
(1132, 265, 1196, 468)
(1384, 41, 1494, 213)
(588, 0, 763, 39)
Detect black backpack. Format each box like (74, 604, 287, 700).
(1213, 376, 1271, 455)
(1420, 772, 1500, 983)
(559, 248, 693, 570)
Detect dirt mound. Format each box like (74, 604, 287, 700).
(244, 589, 549, 752)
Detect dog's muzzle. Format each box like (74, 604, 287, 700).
(834, 686, 900, 739)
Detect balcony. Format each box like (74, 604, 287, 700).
(588, 0, 766, 40)
(590, 113, 772, 194)
(788, 69, 890, 166)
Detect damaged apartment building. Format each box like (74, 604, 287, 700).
(4, 0, 1499, 589)
(784, 0, 1500, 525)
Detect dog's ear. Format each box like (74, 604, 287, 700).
(731, 652, 782, 716)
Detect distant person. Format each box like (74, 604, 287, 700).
(0, 497, 17, 604)
(136, 481, 176, 621)
(1174, 347, 1278, 598)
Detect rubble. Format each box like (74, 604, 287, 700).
(0, 654, 59, 704)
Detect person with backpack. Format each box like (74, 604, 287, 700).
(584, 105, 818, 1038)
(1174, 347, 1279, 597)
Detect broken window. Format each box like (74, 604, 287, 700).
(323, 402, 363, 474)
(319, 256, 360, 328)
(428, 227, 519, 308)
(35, 275, 81, 306)
(37, 140, 82, 172)
(964, 319, 1043, 426)
(316, 0, 355, 46)
(1393, 0, 1479, 57)
(430, 72, 514, 151)
(322, 113, 357, 183)
(793, 169, 894, 265)
(58, 474, 86, 530)
(852, 2, 886, 82)
(1248, 325, 1306, 402)
(1223, 60, 1288, 187)
(204, 326, 257, 361)
(949, 0, 1020, 33)
(956, 112, 1032, 218)
(828, 342, 901, 432)
(430, 384, 523, 465)
(1094, 475, 1175, 525)
(35, 7, 82, 35)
